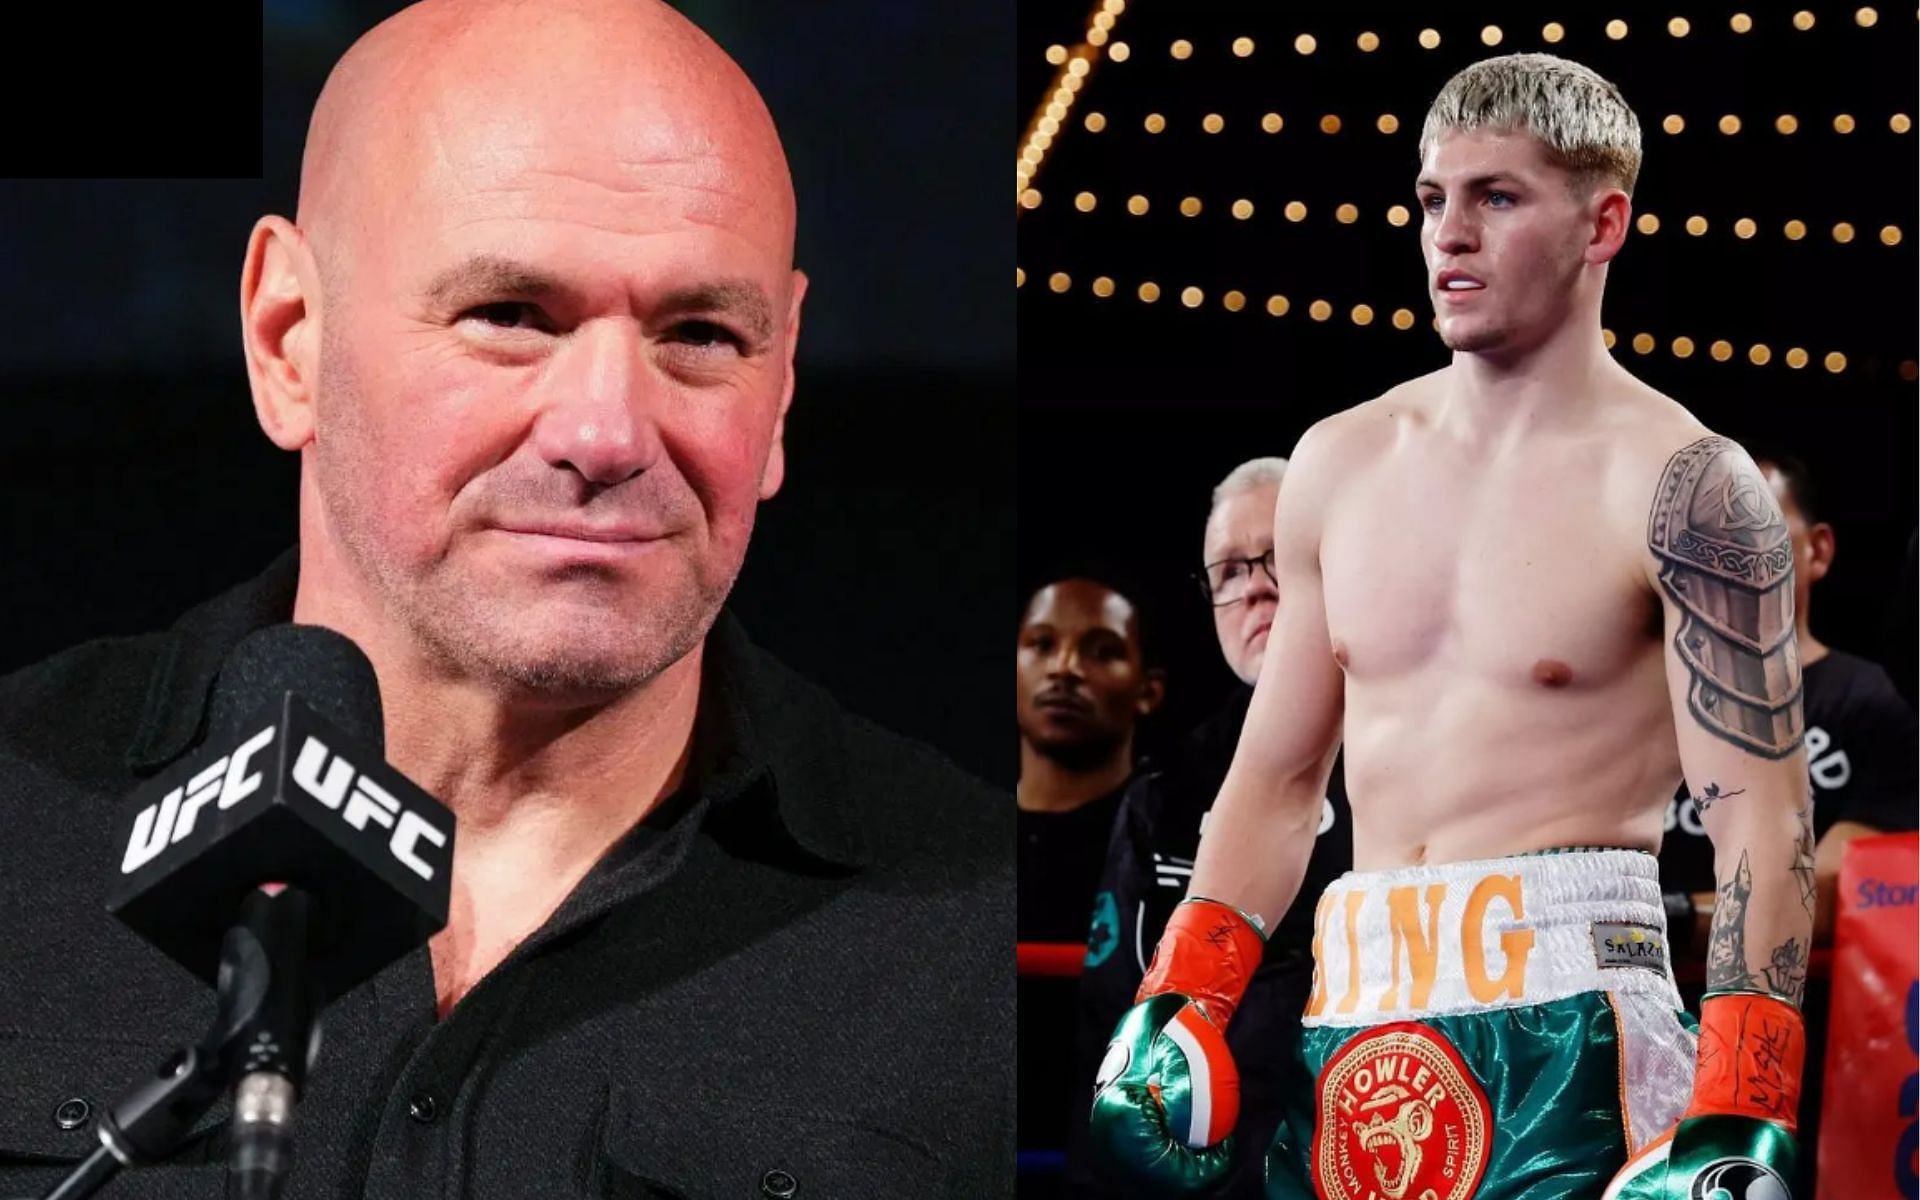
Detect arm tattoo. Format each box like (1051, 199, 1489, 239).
(1790, 802, 1817, 919)
(1704, 849, 1810, 1005)
(1648, 436, 1804, 758)
(1704, 850, 1753, 991)
(1690, 780, 1746, 814)
(1765, 937, 1809, 1006)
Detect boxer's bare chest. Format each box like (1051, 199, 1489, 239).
(1319, 426, 1657, 693)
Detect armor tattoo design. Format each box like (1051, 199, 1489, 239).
(1648, 436, 1804, 757)
(1705, 850, 1810, 1005)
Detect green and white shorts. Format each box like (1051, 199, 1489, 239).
(1266, 850, 1699, 1200)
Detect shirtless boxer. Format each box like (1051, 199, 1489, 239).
(1090, 54, 1813, 1200)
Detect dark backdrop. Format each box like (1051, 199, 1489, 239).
(1019, 2, 1919, 749)
(0, 0, 1014, 787)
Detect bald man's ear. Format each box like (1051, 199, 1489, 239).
(758, 269, 807, 500)
(240, 216, 323, 452)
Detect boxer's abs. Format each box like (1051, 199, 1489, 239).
(1340, 671, 1680, 870)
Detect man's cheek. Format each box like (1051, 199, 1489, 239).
(687, 426, 776, 516)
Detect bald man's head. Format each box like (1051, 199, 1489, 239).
(241, 0, 809, 701)
(298, 0, 796, 302)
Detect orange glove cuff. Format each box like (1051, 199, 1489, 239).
(1135, 898, 1266, 1029)
(1687, 991, 1807, 1130)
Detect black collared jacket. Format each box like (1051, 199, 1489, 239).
(0, 551, 1013, 1199)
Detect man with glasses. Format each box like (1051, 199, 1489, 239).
(1068, 458, 1351, 1197)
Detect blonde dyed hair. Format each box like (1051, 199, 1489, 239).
(1420, 53, 1642, 196)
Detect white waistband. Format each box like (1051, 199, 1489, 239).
(1302, 850, 1680, 1028)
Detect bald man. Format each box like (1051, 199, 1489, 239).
(0, 3, 1010, 1196)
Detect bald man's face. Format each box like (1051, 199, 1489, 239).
(288, 3, 804, 693)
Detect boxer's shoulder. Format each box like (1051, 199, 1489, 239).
(1599, 375, 1717, 470)
(1329, 370, 1445, 437)
(1289, 375, 1442, 486)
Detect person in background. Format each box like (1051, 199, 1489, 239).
(1017, 577, 1164, 942)
(1067, 458, 1352, 1198)
(1017, 577, 1163, 1173)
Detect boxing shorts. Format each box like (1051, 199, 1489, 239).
(1264, 849, 1698, 1200)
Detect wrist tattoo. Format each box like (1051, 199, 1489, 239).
(1704, 848, 1810, 1005)
(1704, 851, 1753, 992)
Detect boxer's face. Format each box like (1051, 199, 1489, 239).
(1417, 128, 1595, 357)
(310, 74, 803, 696)
(1204, 482, 1280, 686)
(1016, 581, 1158, 764)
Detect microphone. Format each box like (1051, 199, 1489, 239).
(97, 624, 455, 1199)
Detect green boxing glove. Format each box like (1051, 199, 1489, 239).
(1603, 990, 1805, 1200)
(1088, 897, 1265, 1196)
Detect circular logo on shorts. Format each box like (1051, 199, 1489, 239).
(1690, 1158, 1790, 1200)
(1312, 1022, 1491, 1200)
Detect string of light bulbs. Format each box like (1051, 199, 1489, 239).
(1013, 267, 1915, 380)
(1065, 109, 1915, 139)
(1085, 8, 1897, 64)
(1028, 189, 1907, 248)
(1017, 0, 1128, 207)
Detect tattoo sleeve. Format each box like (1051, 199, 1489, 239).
(1648, 436, 1804, 758)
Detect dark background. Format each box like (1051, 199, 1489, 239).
(0, 0, 1014, 787)
(1020, 1, 1918, 749)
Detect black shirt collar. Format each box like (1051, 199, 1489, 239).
(126, 547, 868, 870)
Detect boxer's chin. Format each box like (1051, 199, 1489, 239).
(1439, 317, 1511, 355)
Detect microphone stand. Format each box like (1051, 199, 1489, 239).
(38, 887, 318, 1200)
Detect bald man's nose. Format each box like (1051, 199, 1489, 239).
(529, 321, 665, 486)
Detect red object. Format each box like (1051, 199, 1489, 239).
(1135, 899, 1266, 1028)
(1687, 992, 1806, 1129)
(1017, 941, 1087, 977)
(1310, 1020, 1492, 1200)
(1817, 831, 1918, 1199)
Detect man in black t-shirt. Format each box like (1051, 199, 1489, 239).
(1017, 577, 1164, 1168)
(1656, 453, 1917, 1197)
(1067, 459, 1354, 1198)
(1016, 578, 1165, 943)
